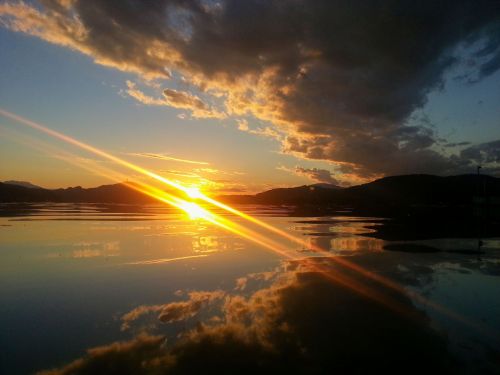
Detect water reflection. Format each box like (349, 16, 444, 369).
(293, 218, 385, 254)
(0, 204, 499, 374)
(46, 241, 121, 259)
(39, 258, 456, 374)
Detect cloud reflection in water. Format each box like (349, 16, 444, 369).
(39, 257, 457, 375)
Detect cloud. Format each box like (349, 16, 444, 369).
(126, 152, 210, 165)
(294, 167, 339, 185)
(124, 81, 167, 106)
(158, 290, 225, 323)
(40, 258, 456, 374)
(163, 88, 226, 119)
(159, 169, 201, 178)
(193, 167, 245, 176)
(121, 290, 225, 330)
(234, 270, 278, 291)
(124, 81, 225, 119)
(236, 119, 249, 132)
(1, 1, 500, 180)
(460, 139, 500, 165)
(444, 141, 472, 148)
(236, 119, 282, 139)
(37, 334, 167, 375)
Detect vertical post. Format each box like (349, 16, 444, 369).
(476, 165, 483, 259)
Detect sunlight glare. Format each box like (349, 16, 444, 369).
(185, 186, 204, 199)
(180, 201, 213, 220)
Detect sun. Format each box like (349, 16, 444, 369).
(185, 186, 204, 199)
(180, 201, 213, 220)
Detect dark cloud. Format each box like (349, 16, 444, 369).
(1, 1, 500, 180)
(460, 139, 500, 165)
(39, 257, 458, 374)
(37, 334, 168, 375)
(294, 167, 339, 185)
(444, 141, 472, 148)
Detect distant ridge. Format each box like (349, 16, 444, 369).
(1, 174, 500, 217)
(220, 174, 500, 205)
(0, 181, 156, 204)
(310, 183, 342, 190)
(217, 174, 500, 220)
(3, 180, 42, 189)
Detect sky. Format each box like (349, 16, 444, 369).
(0, 0, 499, 193)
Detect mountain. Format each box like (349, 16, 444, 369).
(3, 180, 42, 189)
(1, 174, 499, 216)
(222, 184, 339, 205)
(0, 182, 157, 204)
(221, 174, 500, 205)
(310, 183, 341, 190)
(217, 174, 500, 221)
(219, 174, 500, 238)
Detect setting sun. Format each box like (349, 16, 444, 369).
(180, 201, 213, 220)
(185, 186, 204, 199)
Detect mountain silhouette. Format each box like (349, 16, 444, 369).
(3, 180, 43, 189)
(221, 174, 499, 205)
(0, 182, 156, 204)
(1, 174, 499, 216)
(2, 174, 500, 238)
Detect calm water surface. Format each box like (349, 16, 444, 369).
(1, 203, 499, 374)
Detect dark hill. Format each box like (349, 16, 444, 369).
(221, 174, 499, 205)
(339, 174, 500, 208)
(254, 184, 338, 205)
(3, 180, 42, 189)
(219, 174, 500, 239)
(2, 174, 499, 214)
(0, 182, 156, 204)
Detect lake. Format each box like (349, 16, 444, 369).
(1, 203, 499, 374)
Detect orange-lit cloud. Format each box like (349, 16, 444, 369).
(278, 165, 340, 185)
(124, 81, 166, 106)
(124, 81, 226, 119)
(236, 119, 282, 140)
(163, 88, 226, 119)
(126, 152, 210, 165)
(121, 290, 225, 330)
(159, 170, 201, 178)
